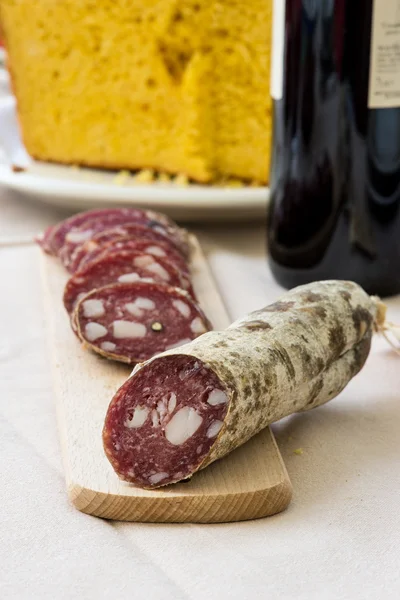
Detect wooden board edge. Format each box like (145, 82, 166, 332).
(66, 429, 292, 523)
(67, 480, 292, 524)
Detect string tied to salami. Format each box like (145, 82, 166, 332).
(368, 296, 400, 355)
(378, 322, 400, 356)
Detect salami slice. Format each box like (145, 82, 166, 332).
(69, 229, 190, 276)
(63, 250, 189, 315)
(103, 281, 385, 489)
(74, 281, 211, 364)
(42, 208, 176, 256)
(78, 242, 194, 297)
(59, 215, 188, 270)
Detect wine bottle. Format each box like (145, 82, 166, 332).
(267, 0, 400, 296)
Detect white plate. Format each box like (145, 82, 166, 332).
(0, 94, 269, 222)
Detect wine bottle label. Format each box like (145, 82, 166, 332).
(369, 0, 400, 108)
(270, 0, 286, 100)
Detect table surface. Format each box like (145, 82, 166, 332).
(1, 99, 400, 600)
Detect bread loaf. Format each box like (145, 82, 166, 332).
(0, 0, 272, 183)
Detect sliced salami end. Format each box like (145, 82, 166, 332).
(74, 282, 211, 364)
(103, 355, 229, 488)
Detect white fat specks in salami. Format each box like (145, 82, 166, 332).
(112, 321, 147, 339)
(75, 281, 211, 364)
(118, 273, 141, 284)
(85, 322, 108, 341)
(148, 472, 169, 485)
(103, 280, 385, 488)
(125, 297, 156, 317)
(101, 341, 117, 352)
(144, 261, 170, 281)
(82, 299, 105, 318)
(206, 420, 224, 438)
(173, 300, 191, 318)
(207, 389, 228, 406)
(125, 407, 149, 429)
(103, 355, 229, 488)
(168, 393, 177, 413)
(190, 317, 207, 335)
(146, 246, 166, 257)
(133, 255, 154, 268)
(66, 230, 94, 245)
(165, 407, 203, 445)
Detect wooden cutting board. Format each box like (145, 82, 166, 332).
(40, 235, 292, 523)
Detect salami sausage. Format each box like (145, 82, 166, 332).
(69, 229, 190, 275)
(79, 242, 194, 298)
(63, 250, 190, 315)
(40, 208, 178, 256)
(103, 281, 386, 489)
(74, 281, 211, 364)
(59, 216, 187, 270)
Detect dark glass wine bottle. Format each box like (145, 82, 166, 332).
(267, 0, 400, 296)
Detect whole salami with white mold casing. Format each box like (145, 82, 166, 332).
(103, 281, 386, 489)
